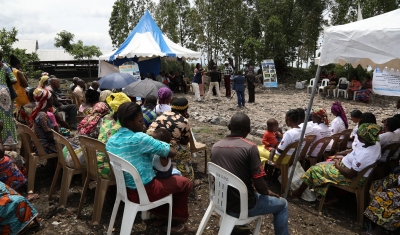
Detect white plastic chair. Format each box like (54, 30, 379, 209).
(334, 80, 349, 98)
(317, 79, 329, 94)
(196, 163, 263, 235)
(307, 78, 315, 94)
(107, 152, 172, 235)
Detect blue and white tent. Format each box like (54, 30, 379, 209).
(100, 11, 201, 61)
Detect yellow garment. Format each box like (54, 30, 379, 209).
(39, 75, 49, 87)
(258, 145, 290, 166)
(106, 92, 131, 112)
(12, 69, 29, 108)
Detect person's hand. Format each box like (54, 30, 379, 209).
(275, 131, 283, 139)
(333, 159, 341, 168)
(268, 190, 280, 198)
(0, 120, 3, 133)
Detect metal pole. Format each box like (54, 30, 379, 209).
(284, 65, 322, 198)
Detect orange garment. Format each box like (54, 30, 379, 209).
(348, 80, 361, 91)
(262, 130, 278, 151)
(12, 69, 29, 108)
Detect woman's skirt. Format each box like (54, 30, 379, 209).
(171, 142, 194, 181)
(364, 174, 400, 231)
(301, 162, 366, 196)
(355, 88, 372, 103)
(0, 182, 38, 234)
(0, 156, 27, 190)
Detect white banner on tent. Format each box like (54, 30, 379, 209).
(372, 68, 400, 97)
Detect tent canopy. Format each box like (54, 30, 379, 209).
(319, 9, 400, 71)
(100, 11, 201, 61)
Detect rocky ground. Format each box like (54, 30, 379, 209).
(25, 80, 399, 234)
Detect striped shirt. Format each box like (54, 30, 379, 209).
(224, 65, 233, 76)
(106, 127, 170, 189)
(141, 107, 157, 127)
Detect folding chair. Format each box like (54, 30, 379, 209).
(304, 136, 333, 167)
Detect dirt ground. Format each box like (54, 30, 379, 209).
(24, 79, 399, 234)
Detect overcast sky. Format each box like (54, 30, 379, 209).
(1, 0, 116, 50)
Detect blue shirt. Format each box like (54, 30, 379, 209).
(231, 75, 245, 91)
(106, 127, 170, 189)
(193, 70, 202, 84)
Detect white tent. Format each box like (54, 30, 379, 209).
(319, 8, 400, 71)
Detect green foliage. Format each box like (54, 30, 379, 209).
(160, 60, 195, 78)
(0, 27, 41, 78)
(54, 30, 102, 60)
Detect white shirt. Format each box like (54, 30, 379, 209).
(379, 132, 399, 162)
(310, 123, 333, 157)
(342, 143, 381, 177)
(153, 154, 171, 172)
(277, 126, 314, 156)
(154, 104, 171, 115)
(330, 116, 346, 134)
(350, 124, 358, 138)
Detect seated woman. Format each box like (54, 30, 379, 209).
(292, 123, 381, 200)
(355, 75, 373, 103)
(31, 87, 57, 154)
(330, 102, 348, 134)
(363, 172, 400, 234)
(378, 117, 400, 162)
(79, 89, 100, 115)
(148, 98, 194, 180)
(17, 88, 36, 127)
(154, 87, 172, 115)
(96, 92, 131, 179)
(106, 102, 192, 233)
(64, 101, 110, 168)
(99, 90, 112, 102)
(346, 75, 361, 100)
(310, 108, 332, 157)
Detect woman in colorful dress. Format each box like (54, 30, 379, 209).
(78, 89, 100, 115)
(363, 172, 400, 234)
(346, 74, 362, 100)
(96, 92, 130, 179)
(9, 55, 29, 109)
(292, 123, 381, 200)
(0, 52, 18, 148)
(355, 75, 373, 103)
(148, 98, 194, 181)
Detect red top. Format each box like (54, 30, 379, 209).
(262, 130, 279, 150)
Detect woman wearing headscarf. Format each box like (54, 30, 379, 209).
(148, 98, 194, 180)
(78, 89, 100, 115)
(330, 101, 348, 134)
(38, 75, 49, 88)
(31, 87, 56, 154)
(292, 123, 381, 201)
(96, 93, 131, 179)
(9, 55, 29, 109)
(64, 102, 110, 168)
(310, 108, 333, 157)
(154, 87, 172, 115)
(355, 74, 373, 103)
(99, 90, 112, 102)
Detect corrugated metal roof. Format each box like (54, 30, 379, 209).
(37, 49, 113, 61)
(12, 39, 38, 54)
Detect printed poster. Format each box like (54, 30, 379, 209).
(372, 67, 400, 97)
(119, 61, 140, 77)
(261, 59, 278, 87)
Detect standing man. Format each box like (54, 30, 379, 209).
(205, 65, 221, 101)
(211, 113, 289, 235)
(231, 71, 246, 108)
(192, 67, 203, 102)
(223, 61, 234, 97)
(246, 63, 256, 103)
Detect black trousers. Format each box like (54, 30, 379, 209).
(57, 104, 77, 125)
(248, 88, 255, 103)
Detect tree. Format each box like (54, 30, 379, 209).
(109, 0, 156, 48)
(54, 30, 102, 78)
(0, 27, 41, 78)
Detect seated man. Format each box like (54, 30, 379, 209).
(322, 71, 338, 98)
(73, 79, 86, 102)
(211, 113, 289, 235)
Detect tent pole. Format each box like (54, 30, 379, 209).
(284, 65, 322, 198)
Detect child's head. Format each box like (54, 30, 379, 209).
(152, 128, 172, 144)
(350, 110, 362, 124)
(285, 108, 305, 128)
(384, 117, 400, 132)
(266, 118, 278, 132)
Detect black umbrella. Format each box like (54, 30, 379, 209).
(98, 73, 138, 89)
(123, 78, 167, 97)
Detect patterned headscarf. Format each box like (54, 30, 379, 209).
(78, 102, 110, 135)
(171, 97, 189, 111)
(357, 123, 381, 145)
(158, 87, 173, 105)
(106, 92, 131, 113)
(331, 102, 348, 128)
(99, 90, 112, 102)
(312, 108, 329, 125)
(30, 87, 52, 120)
(39, 76, 49, 87)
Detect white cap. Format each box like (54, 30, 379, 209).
(224, 61, 229, 64)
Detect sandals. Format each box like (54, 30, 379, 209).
(26, 193, 39, 202)
(163, 223, 189, 234)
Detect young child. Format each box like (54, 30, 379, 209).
(262, 118, 280, 151)
(151, 128, 174, 179)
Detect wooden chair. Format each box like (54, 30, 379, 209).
(16, 123, 58, 193)
(49, 130, 86, 206)
(266, 141, 299, 195)
(377, 143, 400, 179)
(338, 129, 353, 151)
(304, 136, 333, 167)
(297, 135, 316, 164)
(77, 136, 116, 225)
(328, 133, 342, 155)
(189, 132, 208, 174)
(318, 163, 377, 226)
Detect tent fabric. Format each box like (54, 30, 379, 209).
(319, 9, 400, 71)
(98, 60, 119, 78)
(100, 11, 201, 61)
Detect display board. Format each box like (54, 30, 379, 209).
(119, 61, 140, 77)
(261, 59, 278, 87)
(372, 67, 400, 97)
